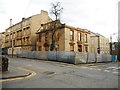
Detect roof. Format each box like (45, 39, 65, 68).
(36, 20, 90, 34)
(5, 10, 49, 31)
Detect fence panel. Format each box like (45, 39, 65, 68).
(34, 51, 48, 60)
(87, 53, 96, 63)
(21, 51, 29, 58)
(47, 51, 57, 61)
(75, 52, 87, 64)
(106, 54, 112, 62)
(27, 51, 35, 59)
(57, 51, 75, 64)
(15, 51, 112, 64)
(96, 54, 103, 62)
(102, 54, 111, 62)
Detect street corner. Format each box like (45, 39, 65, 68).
(1, 66, 35, 82)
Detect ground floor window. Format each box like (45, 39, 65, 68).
(85, 46, 88, 52)
(39, 46, 42, 51)
(78, 45, 82, 52)
(70, 44, 74, 51)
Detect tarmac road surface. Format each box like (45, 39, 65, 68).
(2, 57, 119, 88)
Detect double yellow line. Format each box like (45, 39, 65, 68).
(0, 67, 36, 82)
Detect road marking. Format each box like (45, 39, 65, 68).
(0, 67, 36, 82)
(0, 77, 23, 82)
(104, 70, 110, 72)
(106, 66, 117, 70)
(112, 71, 118, 74)
(18, 67, 36, 79)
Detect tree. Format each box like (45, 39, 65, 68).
(50, 2, 63, 20)
(50, 2, 63, 50)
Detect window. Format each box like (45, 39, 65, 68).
(39, 46, 42, 51)
(78, 32, 81, 41)
(70, 44, 74, 51)
(39, 33, 42, 42)
(45, 32, 48, 42)
(70, 30, 74, 41)
(55, 32, 59, 41)
(23, 38, 25, 45)
(13, 40, 15, 46)
(26, 37, 29, 44)
(84, 34, 87, 43)
(78, 45, 82, 52)
(85, 46, 88, 52)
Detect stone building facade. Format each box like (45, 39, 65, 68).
(90, 32, 110, 54)
(36, 20, 91, 52)
(4, 10, 52, 55)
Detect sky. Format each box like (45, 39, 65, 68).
(0, 0, 119, 42)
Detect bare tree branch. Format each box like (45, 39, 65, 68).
(49, 2, 63, 50)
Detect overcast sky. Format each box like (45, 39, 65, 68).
(0, 0, 119, 41)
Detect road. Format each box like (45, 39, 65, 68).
(2, 57, 119, 88)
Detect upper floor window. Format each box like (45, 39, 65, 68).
(45, 32, 49, 42)
(84, 34, 87, 43)
(39, 33, 42, 42)
(78, 32, 81, 41)
(70, 30, 74, 41)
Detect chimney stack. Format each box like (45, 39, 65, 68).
(10, 19, 12, 26)
(22, 17, 25, 21)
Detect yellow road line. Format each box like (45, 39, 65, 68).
(18, 67, 36, 79)
(0, 67, 36, 82)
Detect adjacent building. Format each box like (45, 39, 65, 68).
(4, 10, 52, 55)
(90, 32, 110, 54)
(36, 20, 91, 52)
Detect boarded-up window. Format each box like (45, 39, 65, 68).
(70, 44, 74, 51)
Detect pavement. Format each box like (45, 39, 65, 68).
(0, 65, 31, 79)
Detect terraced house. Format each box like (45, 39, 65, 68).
(4, 10, 52, 55)
(36, 20, 91, 52)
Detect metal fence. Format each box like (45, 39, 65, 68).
(16, 51, 114, 64)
